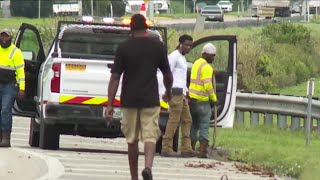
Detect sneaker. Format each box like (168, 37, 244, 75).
(142, 167, 153, 180)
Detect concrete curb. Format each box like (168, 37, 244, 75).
(13, 148, 65, 180)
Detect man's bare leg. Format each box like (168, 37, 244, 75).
(144, 142, 155, 168)
(128, 141, 139, 180)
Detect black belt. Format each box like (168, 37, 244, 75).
(171, 88, 183, 95)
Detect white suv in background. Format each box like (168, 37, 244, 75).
(217, 0, 233, 12)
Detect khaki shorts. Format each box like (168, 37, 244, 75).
(121, 107, 161, 144)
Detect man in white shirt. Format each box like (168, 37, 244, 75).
(161, 35, 196, 157)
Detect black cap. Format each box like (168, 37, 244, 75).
(130, 14, 148, 31)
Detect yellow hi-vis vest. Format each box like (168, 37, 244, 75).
(0, 44, 25, 90)
(189, 58, 217, 102)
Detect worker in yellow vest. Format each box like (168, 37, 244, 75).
(0, 31, 25, 147)
(188, 43, 217, 158)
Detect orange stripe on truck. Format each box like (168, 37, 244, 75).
(59, 96, 119, 106)
(59, 95, 169, 109)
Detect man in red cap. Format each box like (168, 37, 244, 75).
(105, 14, 173, 180)
(0, 31, 25, 147)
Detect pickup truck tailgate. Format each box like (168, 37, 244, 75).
(59, 58, 116, 105)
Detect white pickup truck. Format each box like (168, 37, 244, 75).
(13, 21, 237, 151)
(13, 22, 179, 151)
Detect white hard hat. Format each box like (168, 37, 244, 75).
(202, 43, 216, 54)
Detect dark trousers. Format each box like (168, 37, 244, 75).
(0, 82, 18, 133)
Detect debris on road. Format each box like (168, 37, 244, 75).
(184, 161, 224, 169)
(234, 163, 275, 178)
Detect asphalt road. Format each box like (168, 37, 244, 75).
(11, 116, 280, 180)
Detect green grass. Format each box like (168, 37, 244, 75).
(203, 77, 320, 179)
(271, 78, 320, 97)
(0, 16, 76, 30)
(211, 127, 320, 179)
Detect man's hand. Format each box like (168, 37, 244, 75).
(105, 105, 114, 125)
(162, 91, 172, 102)
(18, 90, 25, 99)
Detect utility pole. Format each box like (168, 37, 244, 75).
(38, 0, 41, 18)
(148, 0, 154, 21)
(91, 0, 93, 16)
(78, 0, 83, 16)
(2, 0, 11, 18)
(240, 0, 244, 17)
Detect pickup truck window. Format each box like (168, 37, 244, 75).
(58, 31, 130, 60)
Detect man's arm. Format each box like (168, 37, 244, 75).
(105, 73, 121, 121)
(168, 52, 177, 72)
(105, 44, 124, 121)
(13, 49, 25, 98)
(108, 73, 121, 106)
(162, 71, 173, 101)
(158, 44, 173, 101)
(202, 66, 217, 103)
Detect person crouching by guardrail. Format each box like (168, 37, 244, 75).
(0, 31, 25, 147)
(189, 43, 217, 158)
(161, 34, 197, 158)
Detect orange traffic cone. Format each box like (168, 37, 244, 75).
(140, 3, 147, 18)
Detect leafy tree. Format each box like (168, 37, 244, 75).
(11, 0, 53, 18)
(82, 0, 125, 17)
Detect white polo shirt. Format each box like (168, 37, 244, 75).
(168, 49, 188, 95)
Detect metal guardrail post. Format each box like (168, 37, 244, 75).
(235, 110, 244, 125)
(317, 119, 320, 133)
(251, 111, 259, 127)
(264, 113, 273, 127)
(277, 114, 287, 129)
(235, 91, 320, 131)
(291, 117, 301, 130)
(303, 117, 307, 131)
(306, 79, 314, 146)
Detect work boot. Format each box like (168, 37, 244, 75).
(161, 136, 173, 154)
(0, 133, 11, 147)
(199, 140, 209, 158)
(161, 150, 180, 157)
(181, 150, 198, 158)
(180, 138, 198, 157)
(191, 140, 197, 151)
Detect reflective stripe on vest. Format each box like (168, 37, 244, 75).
(9, 47, 17, 60)
(9, 47, 19, 69)
(190, 61, 209, 96)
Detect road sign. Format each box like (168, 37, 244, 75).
(257, 7, 275, 17)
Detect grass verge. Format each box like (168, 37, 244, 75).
(209, 126, 320, 179)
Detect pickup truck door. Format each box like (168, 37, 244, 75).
(13, 23, 46, 117)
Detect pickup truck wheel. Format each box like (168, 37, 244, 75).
(156, 128, 179, 153)
(39, 120, 60, 150)
(29, 118, 40, 147)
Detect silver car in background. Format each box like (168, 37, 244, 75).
(201, 5, 224, 22)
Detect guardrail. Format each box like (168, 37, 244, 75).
(235, 91, 320, 132)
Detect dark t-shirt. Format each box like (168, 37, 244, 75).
(111, 37, 170, 108)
